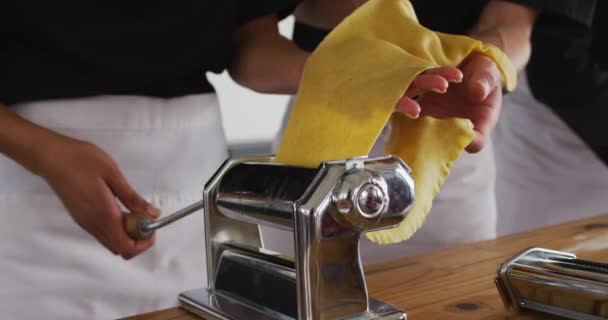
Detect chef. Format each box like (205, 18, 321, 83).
(269, 0, 595, 262)
(0, 1, 461, 318)
(495, 1, 608, 234)
(0, 1, 305, 318)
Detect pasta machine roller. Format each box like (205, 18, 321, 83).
(178, 155, 415, 320)
(496, 247, 608, 320)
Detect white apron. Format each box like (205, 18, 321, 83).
(0, 94, 229, 319)
(494, 75, 608, 235)
(362, 137, 496, 262)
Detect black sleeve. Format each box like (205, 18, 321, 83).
(525, 4, 608, 166)
(508, 0, 596, 26)
(236, 0, 300, 25)
(548, 84, 608, 166)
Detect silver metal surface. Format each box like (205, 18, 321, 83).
(496, 247, 608, 320)
(357, 184, 386, 217)
(332, 168, 390, 225)
(133, 215, 154, 238)
(181, 155, 415, 320)
(140, 200, 205, 233)
(179, 289, 406, 320)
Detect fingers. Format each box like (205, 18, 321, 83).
(107, 213, 156, 260)
(111, 226, 156, 260)
(46, 139, 158, 259)
(405, 74, 448, 97)
(463, 54, 502, 102)
(92, 224, 119, 255)
(466, 131, 487, 153)
(405, 67, 462, 98)
(465, 88, 501, 153)
(101, 168, 159, 259)
(97, 227, 155, 260)
(423, 66, 463, 83)
(398, 67, 462, 117)
(104, 169, 160, 219)
(400, 67, 462, 117)
(395, 96, 421, 118)
(101, 178, 157, 259)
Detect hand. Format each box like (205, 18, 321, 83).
(417, 53, 503, 152)
(395, 66, 463, 118)
(38, 135, 160, 259)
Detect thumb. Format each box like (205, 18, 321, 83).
(470, 78, 493, 101)
(105, 170, 160, 219)
(465, 54, 501, 102)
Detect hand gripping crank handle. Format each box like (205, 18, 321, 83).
(123, 200, 205, 240)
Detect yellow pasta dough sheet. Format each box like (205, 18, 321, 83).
(276, 0, 516, 244)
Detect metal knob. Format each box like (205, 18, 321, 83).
(123, 213, 155, 240)
(332, 168, 389, 227)
(356, 183, 386, 218)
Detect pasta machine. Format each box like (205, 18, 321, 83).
(169, 155, 416, 320)
(496, 247, 608, 320)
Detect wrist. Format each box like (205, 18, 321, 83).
(469, 28, 506, 52)
(27, 130, 74, 178)
(286, 50, 311, 94)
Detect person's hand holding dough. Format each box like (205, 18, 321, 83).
(396, 66, 463, 118)
(276, 0, 516, 244)
(418, 53, 503, 152)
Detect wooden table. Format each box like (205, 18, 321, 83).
(124, 214, 608, 320)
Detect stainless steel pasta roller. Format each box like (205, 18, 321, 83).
(176, 155, 415, 320)
(496, 247, 608, 320)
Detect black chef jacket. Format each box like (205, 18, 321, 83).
(291, 0, 603, 164)
(0, 1, 297, 105)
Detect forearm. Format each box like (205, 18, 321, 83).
(0, 104, 61, 175)
(229, 15, 311, 94)
(469, 0, 539, 71)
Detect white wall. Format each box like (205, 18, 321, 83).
(208, 17, 295, 151)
